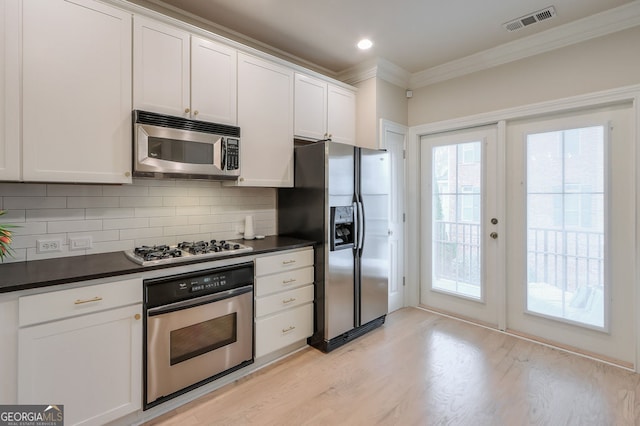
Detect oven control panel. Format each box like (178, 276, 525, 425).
(145, 261, 254, 309)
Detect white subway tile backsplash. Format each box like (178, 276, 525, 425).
(163, 225, 201, 236)
(2, 209, 26, 222)
(48, 220, 102, 234)
(103, 185, 149, 197)
(47, 184, 103, 197)
(0, 179, 277, 262)
(86, 239, 135, 255)
(148, 186, 188, 197)
(67, 197, 120, 209)
(163, 197, 200, 207)
(119, 197, 163, 208)
(103, 217, 149, 230)
(120, 227, 163, 240)
(4, 197, 66, 209)
(201, 197, 231, 207)
(68, 230, 120, 243)
(26, 209, 84, 222)
(134, 207, 176, 218)
(0, 183, 47, 197)
(148, 216, 189, 228)
(85, 208, 135, 220)
(176, 206, 211, 217)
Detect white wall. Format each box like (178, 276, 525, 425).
(356, 77, 408, 149)
(408, 26, 640, 126)
(0, 179, 275, 262)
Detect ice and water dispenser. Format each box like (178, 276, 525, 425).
(330, 206, 355, 250)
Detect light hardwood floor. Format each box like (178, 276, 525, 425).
(145, 307, 640, 425)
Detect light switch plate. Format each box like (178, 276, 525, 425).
(69, 236, 93, 250)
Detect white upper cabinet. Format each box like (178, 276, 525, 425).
(327, 84, 356, 145)
(191, 36, 237, 125)
(0, 0, 20, 181)
(134, 17, 237, 125)
(294, 73, 356, 145)
(234, 53, 294, 187)
(21, 0, 133, 184)
(133, 16, 190, 118)
(294, 74, 327, 141)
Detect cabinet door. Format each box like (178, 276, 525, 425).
(22, 0, 132, 183)
(294, 73, 327, 141)
(18, 304, 142, 426)
(328, 85, 356, 145)
(133, 16, 190, 117)
(0, 0, 20, 180)
(236, 53, 294, 187)
(191, 36, 237, 125)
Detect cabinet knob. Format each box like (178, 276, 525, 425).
(184, 108, 190, 114)
(193, 110, 199, 116)
(135, 314, 141, 320)
(124, 171, 131, 177)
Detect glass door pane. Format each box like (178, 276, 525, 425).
(432, 142, 482, 299)
(526, 126, 605, 328)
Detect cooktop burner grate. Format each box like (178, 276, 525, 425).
(125, 240, 253, 266)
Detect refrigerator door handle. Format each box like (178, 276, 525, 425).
(356, 200, 365, 251)
(352, 201, 359, 250)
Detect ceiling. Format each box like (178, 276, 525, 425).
(152, 0, 634, 75)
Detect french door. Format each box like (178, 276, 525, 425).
(505, 105, 635, 365)
(420, 126, 500, 327)
(419, 103, 635, 365)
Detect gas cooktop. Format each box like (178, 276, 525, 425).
(124, 240, 253, 266)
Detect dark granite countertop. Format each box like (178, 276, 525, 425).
(0, 236, 315, 294)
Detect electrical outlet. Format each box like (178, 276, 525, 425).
(70, 236, 93, 251)
(37, 239, 62, 253)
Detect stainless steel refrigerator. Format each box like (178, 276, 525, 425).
(278, 141, 389, 352)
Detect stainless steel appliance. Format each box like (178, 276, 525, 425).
(133, 110, 240, 180)
(144, 261, 254, 409)
(125, 240, 253, 266)
(278, 141, 389, 352)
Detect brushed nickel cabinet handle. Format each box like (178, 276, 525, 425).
(74, 296, 103, 305)
(282, 326, 295, 333)
(282, 297, 296, 304)
(282, 259, 296, 265)
(282, 278, 297, 285)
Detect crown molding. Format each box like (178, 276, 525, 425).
(338, 57, 411, 88)
(410, 1, 640, 89)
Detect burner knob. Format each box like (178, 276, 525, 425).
(213, 246, 221, 252)
(220, 240, 226, 245)
(223, 243, 230, 249)
(233, 244, 240, 249)
(210, 239, 217, 244)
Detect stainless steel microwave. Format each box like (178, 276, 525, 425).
(133, 110, 241, 180)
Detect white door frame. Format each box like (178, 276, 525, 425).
(380, 119, 408, 311)
(407, 84, 640, 370)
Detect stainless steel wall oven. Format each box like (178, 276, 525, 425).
(144, 261, 254, 409)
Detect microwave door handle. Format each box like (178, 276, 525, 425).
(213, 137, 224, 170)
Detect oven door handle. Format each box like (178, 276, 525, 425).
(147, 284, 253, 317)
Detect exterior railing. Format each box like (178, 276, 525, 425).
(433, 221, 604, 291)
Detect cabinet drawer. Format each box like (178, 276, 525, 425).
(255, 303, 313, 358)
(19, 278, 142, 327)
(256, 248, 313, 276)
(256, 284, 314, 317)
(255, 266, 313, 297)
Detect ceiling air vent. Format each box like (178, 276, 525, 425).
(503, 6, 557, 32)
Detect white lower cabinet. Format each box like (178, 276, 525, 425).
(18, 278, 142, 426)
(254, 248, 314, 358)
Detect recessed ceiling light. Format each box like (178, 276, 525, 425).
(357, 39, 373, 50)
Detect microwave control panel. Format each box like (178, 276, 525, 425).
(224, 138, 240, 170)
